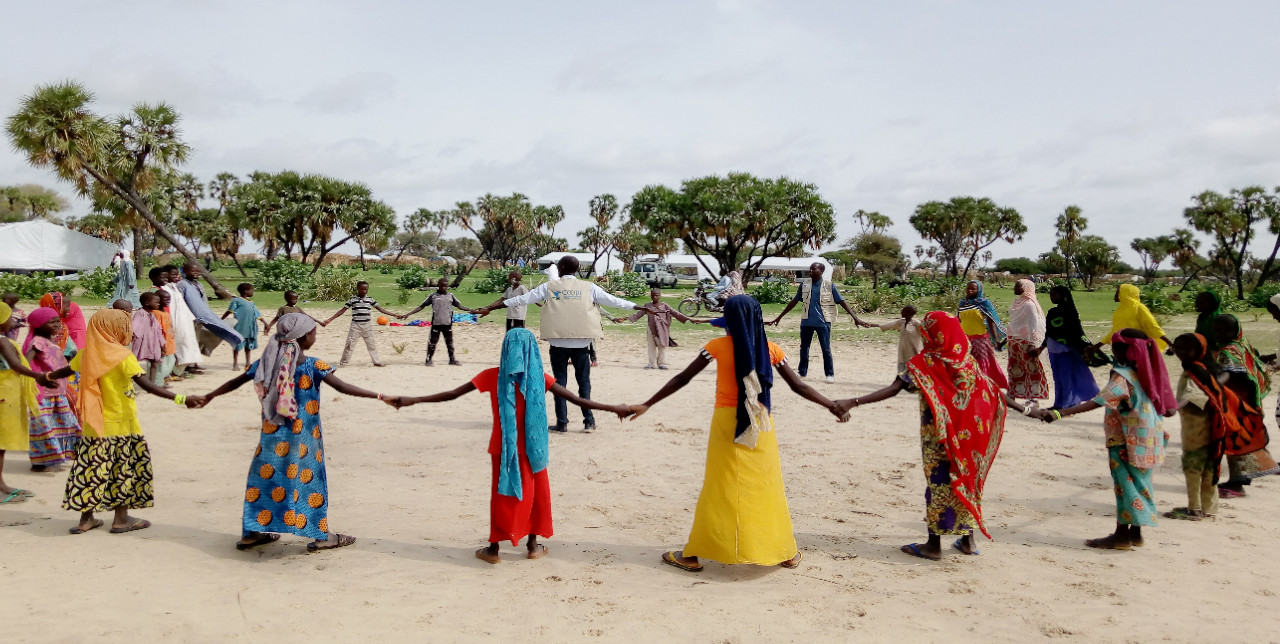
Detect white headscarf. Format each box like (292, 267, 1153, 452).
(1008, 278, 1046, 345)
(253, 313, 318, 426)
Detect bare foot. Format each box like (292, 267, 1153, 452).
(476, 547, 501, 564)
(527, 544, 549, 560)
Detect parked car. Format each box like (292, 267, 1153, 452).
(631, 260, 679, 288)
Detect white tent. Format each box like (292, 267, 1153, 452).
(740, 256, 834, 281)
(536, 251, 620, 276)
(0, 221, 119, 272)
(636, 254, 721, 281)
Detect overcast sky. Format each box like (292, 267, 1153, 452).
(4, 1, 1280, 265)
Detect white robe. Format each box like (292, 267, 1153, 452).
(163, 283, 201, 365)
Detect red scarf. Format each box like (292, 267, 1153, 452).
(1181, 334, 1261, 481)
(907, 311, 1007, 539)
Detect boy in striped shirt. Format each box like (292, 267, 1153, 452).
(323, 281, 401, 367)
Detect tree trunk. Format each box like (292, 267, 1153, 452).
(357, 239, 367, 271)
(231, 254, 247, 277)
(132, 226, 143, 280)
(452, 249, 490, 288)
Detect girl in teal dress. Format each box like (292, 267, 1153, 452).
(221, 282, 265, 371)
(199, 313, 389, 552)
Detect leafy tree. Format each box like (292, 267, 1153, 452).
(451, 193, 564, 285)
(1037, 251, 1068, 275)
(0, 184, 69, 222)
(1053, 205, 1088, 288)
(353, 214, 397, 270)
(6, 82, 232, 297)
(1183, 187, 1280, 299)
(66, 212, 128, 243)
(576, 194, 621, 277)
(908, 196, 1026, 277)
(206, 173, 246, 276)
(1167, 227, 1207, 290)
(1073, 235, 1120, 289)
(392, 208, 448, 264)
(844, 231, 904, 290)
(628, 173, 836, 281)
(994, 257, 1041, 275)
(1130, 235, 1174, 284)
(852, 209, 892, 234)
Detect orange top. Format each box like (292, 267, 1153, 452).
(701, 335, 787, 408)
(151, 310, 175, 355)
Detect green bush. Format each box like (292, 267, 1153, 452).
(1248, 284, 1280, 309)
(377, 264, 396, 275)
(1139, 283, 1184, 317)
(751, 277, 794, 304)
(254, 258, 312, 294)
(76, 266, 117, 299)
(311, 264, 362, 301)
(473, 268, 513, 294)
(841, 274, 864, 287)
(0, 271, 62, 300)
(396, 266, 431, 291)
(395, 284, 412, 306)
(241, 258, 264, 269)
(604, 270, 648, 298)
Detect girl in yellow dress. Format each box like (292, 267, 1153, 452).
(630, 296, 847, 572)
(0, 302, 56, 504)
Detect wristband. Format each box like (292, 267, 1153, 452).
(1020, 406, 1032, 417)
(377, 393, 384, 401)
(1051, 410, 1062, 421)
(174, 394, 187, 406)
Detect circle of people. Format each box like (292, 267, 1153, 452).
(0, 255, 1275, 567)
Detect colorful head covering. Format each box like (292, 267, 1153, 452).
(496, 328, 550, 500)
(1008, 279, 1046, 345)
(1212, 314, 1271, 406)
(0, 302, 10, 329)
(958, 281, 1007, 345)
(22, 306, 61, 354)
(1107, 284, 1167, 350)
(1110, 330, 1176, 415)
(724, 271, 745, 298)
(253, 313, 318, 427)
(0, 302, 39, 410)
(1177, 334, 1261, 479)
(723, 295, 774, 448)
(39, 292, 87, 351)
(906, 311, 1006, 539)
(1194, 291, 1222, 337)
(78, 309, 135, 438)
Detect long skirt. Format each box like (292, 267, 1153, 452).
(1109, 446, 1158, 526)
(243, 417, 329, 540)
(1225, 449, 1280, 486)
(63, 435, 154, 512)
(29, 394, 80, 466)
(1047, 340, 1100, 409)
(967, 335, 1010, 390)
(1007, 338, 1049, 400)
(0, 369, 31, 452)
(684, 408, 797, 565)
(922, 439, 978, 536)
(489, 455, 553, 545)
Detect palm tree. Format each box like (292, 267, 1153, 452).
(6, 81, 232, 297)
(1054, 205, 1088, 288)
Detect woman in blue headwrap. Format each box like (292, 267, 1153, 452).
(630, 295, 848, 572)
(958, 280, 1010, 389)
(390, 328, 633, 564)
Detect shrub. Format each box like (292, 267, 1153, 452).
(1248, 284, 1280, 309)
(604, 270, 648, 298)
(254, 258, 312, 294)
(241, 258, 264, 269)
(0, 271, 62, 300)
(473, 268, 512, 294)
(377, 264, 396, 275)
(1139, 284, 1184, 317)
(396, 266, 431, 291)
(841, 274, 864, 287)
(76, 266, 118, 299)
(395, 284, 412, 306)
(751, 277, 794, 304)
(311, 264, 361, 301)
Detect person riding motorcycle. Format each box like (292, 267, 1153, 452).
(707, 270, 744, 307)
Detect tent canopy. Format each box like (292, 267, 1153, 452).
(0, 221, 119, 272)
(536, 251, 620, 276)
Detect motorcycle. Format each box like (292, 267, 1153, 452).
(677, 285, 724, 317)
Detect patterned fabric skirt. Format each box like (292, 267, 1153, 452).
(967, 335, 1010, 390)
(63, 435, 154, 512)
(29, 394, 80, 466)
(1047, 340, 1100, 409)
(1225, 448, 1280, 486)
(243, 417, 330, 540)
(489, 455, 553, 545)
(922, 437, 978, 536)
(1007, 338, 1049, 400)
(1108, 445, 1157, 526)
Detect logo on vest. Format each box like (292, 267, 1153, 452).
(551, 289, 583, 301)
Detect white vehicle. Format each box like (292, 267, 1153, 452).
(632, 260, 680, 288)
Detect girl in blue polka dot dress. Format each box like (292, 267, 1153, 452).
(199, 313, 388, 552)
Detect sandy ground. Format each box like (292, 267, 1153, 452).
(2, 314, 1278, 643)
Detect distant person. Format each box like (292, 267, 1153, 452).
(1210, 314, 1280, 497)
(222, 282, 266, 371)
(1099, 284, 1172, 353)
(403, 278, 477, 366)
(1006, 279, 1049, 403)
(22, 306, 81, 472)
(322, 281, 400, 367)
(2, 293, 26, 342)
(957, 280, 1010, 390)
(767, 262, 867, 383)
(477, 255, 646, 433)
(862, 305, 924, 374)
(38, 292, 86, 353)
(146, 291, 178, 386)
(129, 293, 166, 385)
(708, 270, 744, 305)
(620, 288, 705, 369)
(1194, 291, 1222, 337)
(1037, 286, 1099, 409)
(482, 271, 531, 331)
(179, 262, 243, 356)
(265, 290, 321, 333)
(110, 250, 141, 310)
(160, 267, 203, 377)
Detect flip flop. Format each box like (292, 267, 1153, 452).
(951, 538, 980, 555)
(110, 519, 152, 534)
(779, 551, 803, 569)
(8, 488, 35, 498)
(662, 550, 702, 572)
(900, 543, 942, 561)
(1084, 537, 1131, 551)
(69, 519, 104, 535)
(236, 532, 282, 550)
(307, 534, 356, 552)
(1164, 507, 1203, 521)
(527, 544, 549, 560)
(0, 491, 30, 505)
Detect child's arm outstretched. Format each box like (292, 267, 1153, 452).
(196, 371, 255, 406)
(320, 306, 348, 327)
(0, 339, 53, 388)
(390, 381, 477, 408)
(134, 373, 205, 407)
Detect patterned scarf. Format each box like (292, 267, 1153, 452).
(1179, 334, 1260, 480)
(1213, 314, 1271, 406)
(1008, 279, 1046, 345)
(22, 307, 61, 354)
(253, 313, 317, 426)
(958, 281, 1007, 345)
(724, 295, 774, 447)
(1111, 331, 1176, 415)
(496, 328, 549, 499)
(78, 309, 135, 438)
(906, 311, 1006, 539)
(39, 292, 86, 352)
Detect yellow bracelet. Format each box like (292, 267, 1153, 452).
(174, 394, 187, 406)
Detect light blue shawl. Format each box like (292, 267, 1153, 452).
(497, 328, 549, 499)
(958, 280, 1008, 346)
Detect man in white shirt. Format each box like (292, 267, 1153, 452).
(478, 256, 649, 432)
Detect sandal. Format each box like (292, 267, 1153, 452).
(307, 534, 357, 552)
(951, 538, 980, 555)
(779, 551, 803, 569)
(69, 519, 105, 535)
(236, 532, 282, 550)
(662, 550, 702, 572)
(1084, 536, 1131, 551)
(110, 519, 152, 534)
(900, 543, 942, 561)
(0, 491, 30, 505)
(1164, 507, 1204, 521)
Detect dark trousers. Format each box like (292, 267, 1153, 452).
(505, 318, 525, 331)
(549, 345, 593, 427)
(799, 323, 834, 377)
(428, 325, 455, 361)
